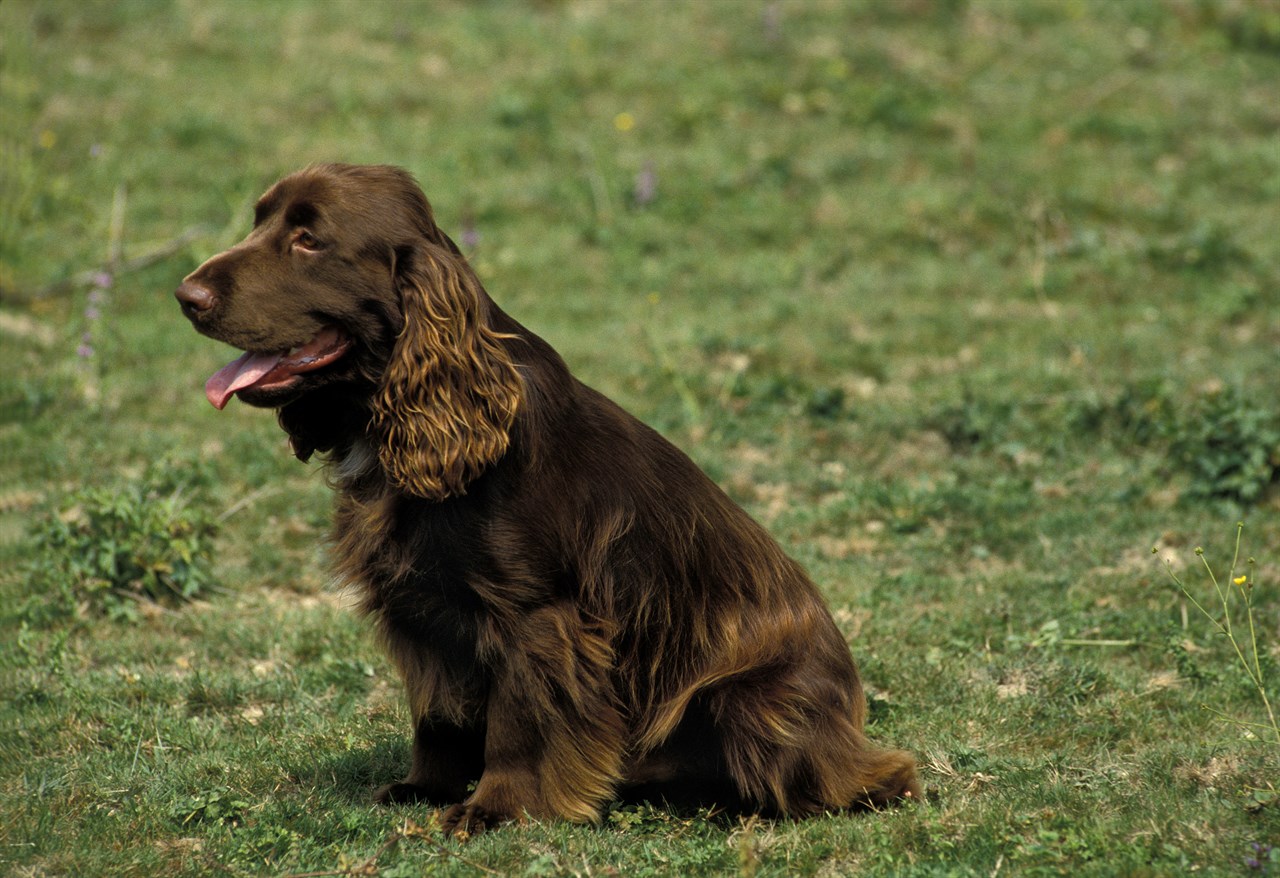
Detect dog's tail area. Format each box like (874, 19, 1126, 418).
(838, 730, 922, 809)
(711, 684, 922, 816)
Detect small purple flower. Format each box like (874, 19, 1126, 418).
(89, 143, 103, 158)
(634, 162, 658, 207)
(460, 212, 479, 251)
(1245, 843, 1273, 870)
(79, 279, 105, 363)
(762, 2, 781, 44)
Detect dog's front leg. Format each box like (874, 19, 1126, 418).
(439, 608, 626, 837)
(374, 716, 484, 805)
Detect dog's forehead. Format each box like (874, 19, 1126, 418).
(257, 170, 413, 229)
(255, 174, 330, 225)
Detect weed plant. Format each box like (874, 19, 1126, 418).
(25, 458, 219, 622)
(1158, 523, 1279, 748)
(1171, 389, 1280, 505)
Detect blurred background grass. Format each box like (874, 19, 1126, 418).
(2, 1, 1279, 875)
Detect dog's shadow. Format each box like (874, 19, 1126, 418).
(291, 734, 410, 805)
(289, 737, 913, 825)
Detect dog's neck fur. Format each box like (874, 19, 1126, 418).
(331, 436, 380, 487)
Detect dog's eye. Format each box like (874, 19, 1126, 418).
(294, 231, 323, 252)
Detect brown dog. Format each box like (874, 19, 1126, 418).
(176, 163, 919, 835)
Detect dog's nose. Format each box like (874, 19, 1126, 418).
(175, 281, 216, 318)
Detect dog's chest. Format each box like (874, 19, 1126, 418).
(332, 484, 491, 658)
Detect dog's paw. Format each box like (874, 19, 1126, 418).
(439, 800, 518, 839)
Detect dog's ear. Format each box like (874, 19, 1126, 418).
(372, 239, 522, 500)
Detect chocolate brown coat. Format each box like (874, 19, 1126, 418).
(176, 163, 919, 835)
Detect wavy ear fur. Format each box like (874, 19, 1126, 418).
(373, 240, 522, 500)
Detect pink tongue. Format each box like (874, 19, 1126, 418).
(204, 351, 284, 410)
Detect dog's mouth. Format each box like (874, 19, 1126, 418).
(205, 325, 352, 410)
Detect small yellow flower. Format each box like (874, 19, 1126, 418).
(1233, 575, 1247, 585)
(613, 112, 635, 132)
(38, 129, 56, 149)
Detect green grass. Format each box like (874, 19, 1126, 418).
(3, 0, 1279, 874)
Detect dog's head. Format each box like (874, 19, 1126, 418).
(177, 163, 523, 499)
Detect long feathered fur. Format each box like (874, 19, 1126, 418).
(373, 241, 523, 500)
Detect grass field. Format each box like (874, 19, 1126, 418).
(3, 0, 1279, 874)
